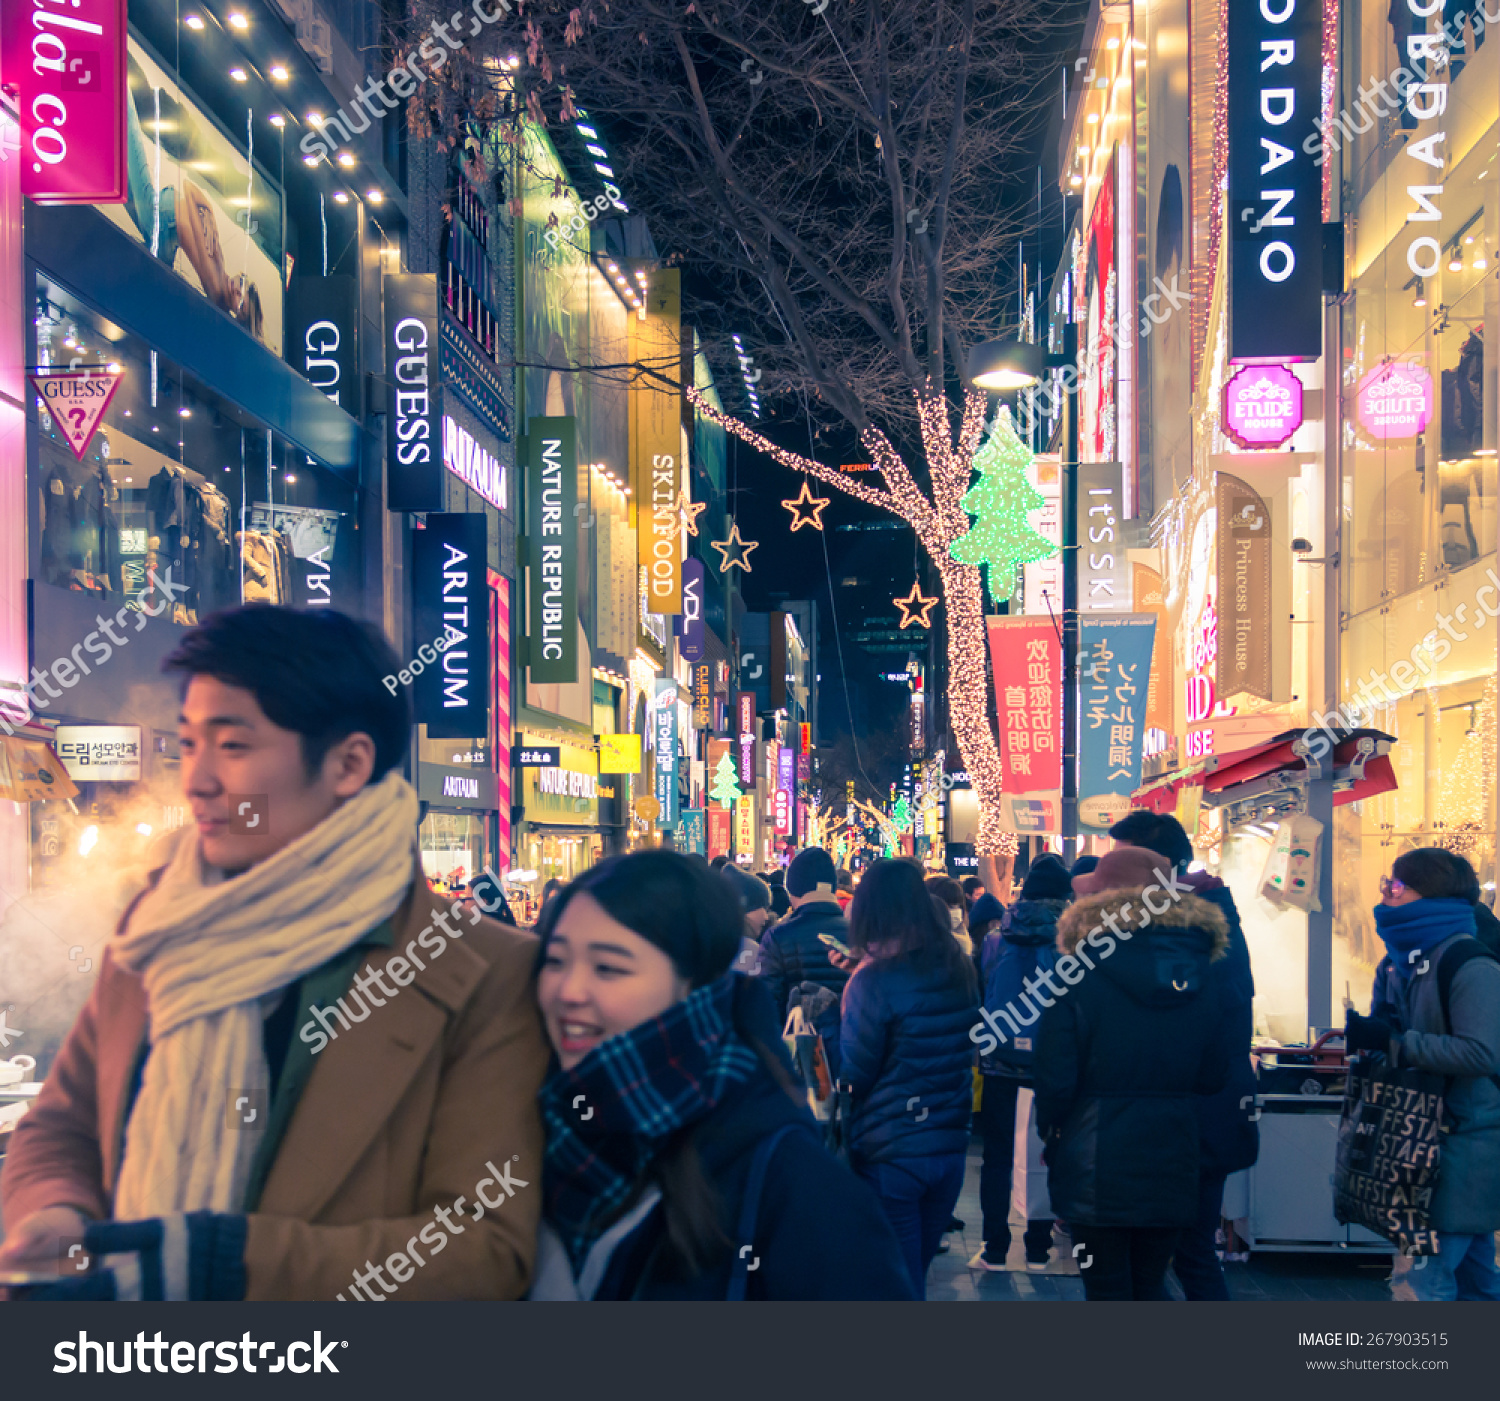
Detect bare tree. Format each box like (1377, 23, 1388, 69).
(396, 0, 1069, 859)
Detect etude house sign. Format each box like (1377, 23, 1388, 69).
(526, 417, 578, 684)
(1222, 364, 1304, 449)
(1355, 363, 1433, 441)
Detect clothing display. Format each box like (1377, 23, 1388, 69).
(40, 460, 124, 594)
(237, 528, 292, 604)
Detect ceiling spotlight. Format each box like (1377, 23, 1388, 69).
(585, 144, 607, 158)
(303, 154, 319, 166)
(228, 12, 249, 30)
(333, 190, 349, 204)
(269, 64, 289, 82)
(183, 14, 205, 30)
(179, 407, 192, 418)
(576, 124, 598, 138)
(1474, 253, 1489, 270)
(107, 362, 121, 373)
(268, 112, 285, 127)
(593, 163, 614, 176)
(285, 474, 297, 484)
(1413, 279, 1427, 308)
(229, 67, 248, 82)
(1070, 174, 1083, 187)
(308, 112, 325, 127)
(367, 189, 384, 203)
(336, 151, 355, 167)
(1448, 249, 1463, 272)
(606, 261, 618, 273)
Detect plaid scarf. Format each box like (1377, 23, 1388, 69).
(539, 972, 761, 1270)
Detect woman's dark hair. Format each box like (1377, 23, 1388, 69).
(164, 604, 411, 782)
(848, 859, 976, 996)
(535, 849, 742, 987)
(1109, 809, 1194, 869)
(926, 875, 964, 909)
(1391, 847, 1480, 902)
(1021, 853, 1072, 901)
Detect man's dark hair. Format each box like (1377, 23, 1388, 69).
(1020, 853, 1072, 901)
(960, 875, 983, 897)
(1392, 847, 1480, 902)
(1110, 810, 1193, 869)
(164, 605, 411, 783)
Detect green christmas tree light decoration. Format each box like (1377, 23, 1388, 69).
(710, 751, 743, 808)
(948, 405, 1057, 604)
(892, 794, 913, 832)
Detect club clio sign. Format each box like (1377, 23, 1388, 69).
(1222, 364, 1304, 449)
(2, 0, 128, 204)
(1355, 362, 1433, 441)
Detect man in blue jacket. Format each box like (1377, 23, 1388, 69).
(757, 847, 850, 1021)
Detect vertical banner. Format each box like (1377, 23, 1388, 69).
(491, 575, 512, 866)
(708, 805, 732, 858)
(413, 514, 490, 740)
(987, 617, 1063, 835)
(1227, 0, 1323, 361)
(675, 556, 706, 660)
(735, 794, 754, 857)
(1077, 615, 1157, 833)
(289, 277, 359, 410)
(1077, 461, 1129, 611)
(674, 808, 706, 855)
(1022, 454, 1062, 615)
(653, 677, 679, 828)
(775, 748, 795, 836)
(526, 416, 578, 683)
(629, 268, 682, 613)
(693, 663, 713, 730)
(1215, 473, 1273, 700)
(1132, 563, 1174, 735)
(7, 0, 128, 203)
(735, 691, 756, 787)
(384, 275, 444, 511)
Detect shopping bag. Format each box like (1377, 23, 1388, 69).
(1260, 814, 1323, 912)
(1332, 1054, 1446, 1255)
(1011, 1085, 1052, 1220)
(782, 1005, 834, 1119)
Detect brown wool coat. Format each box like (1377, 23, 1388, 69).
(0, 872, 549, 1300)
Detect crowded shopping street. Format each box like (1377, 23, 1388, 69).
(0, 0, 1497, 1391)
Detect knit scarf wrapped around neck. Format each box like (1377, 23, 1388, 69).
(1373, 897, 1476, 982)
(538, 973, 761, 1270)
(110, 770, 420, 1219)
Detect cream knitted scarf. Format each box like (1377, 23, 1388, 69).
(111, 770, 420, 1219)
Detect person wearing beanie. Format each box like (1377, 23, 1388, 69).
(1069, 854, 1100, 884)
(1032, 845, 1237, 1301)
(756, 847, 851, 1021)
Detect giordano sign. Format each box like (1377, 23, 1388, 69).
(520, 735, 613, 826)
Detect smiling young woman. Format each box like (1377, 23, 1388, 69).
(529, 849, 912, 1301)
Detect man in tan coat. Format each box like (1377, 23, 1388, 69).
(0, 606, 547, 1300)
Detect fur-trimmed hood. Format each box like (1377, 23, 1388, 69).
(1057, 886, 1230, 958)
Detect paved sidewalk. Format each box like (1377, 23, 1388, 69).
(926, 1145, 1397, 1302)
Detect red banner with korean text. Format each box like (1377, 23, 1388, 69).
(987, 616, 1063, 836)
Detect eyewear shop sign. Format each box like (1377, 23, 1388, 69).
(413, 513, 490, 740)
(53, 724, 141, 781)
(526, 417, 578, 685)
(1227, 0, 1323, 362)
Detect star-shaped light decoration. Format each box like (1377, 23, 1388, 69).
(711, 520, 759, 573)
(781, 479, 831, 532)
(0, 1008, 22, 1050)
(893, 582, 939, 629)
(676, 490, 707, 536)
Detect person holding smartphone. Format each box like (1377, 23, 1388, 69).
(756, 847, 851, 1022)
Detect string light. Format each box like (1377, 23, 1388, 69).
(676, 489, 707, 535)
(686, 383, 1018, 856)
(710, 519, 759, 572)
(948, 405, 1057, 602)
(709, 751, 743, 807)
(893, 582, 940, 629)
(781, 480, 831, 531)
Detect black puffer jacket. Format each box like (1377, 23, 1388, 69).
(757, 900, 850, 1022)
(1034, 887, 1235, 1228)
(840, 947, 978, 1166)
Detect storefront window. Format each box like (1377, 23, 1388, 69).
(32, 275, 361, 619)
(419, 811, 489, 894)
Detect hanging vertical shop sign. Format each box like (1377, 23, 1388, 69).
(735, 793, 755, 856)
(5, 0, 128, 204)
(1132, 563, 1174, 739)
(1226, 0, 1323, 361)
(1077, 615, 1157, 833)
(653, 677, 679, 828)
(775, 748, 795, 836)
(526, 416, 578, 684)
(491, 575, 513, 863)
(384, 274, 444, 510)
(708, 805, 732, 858)
(629, 267, 683, 614)
(1022, 454, 1062, 615)
(412, 513, 490, 740)
(693, 663, 713, 729)
(1077, 462, 1129, 612)
(289, 277, 359, 410)
(1215, 473, 1273, 701)
(674, 808, 706, 855)
(987, 617, 1063, 835)
(735, 691, 756, 787)
(675, 556, 706, 661)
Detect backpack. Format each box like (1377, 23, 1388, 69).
(1434, 936, 1500, 1091)
(980, 936, 1059, 1075)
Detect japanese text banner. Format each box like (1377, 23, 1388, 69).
(1077, 615, 1157, 834)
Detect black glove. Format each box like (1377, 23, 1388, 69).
(1344, 1010, 1394, 1054)
(17, 1212, 246, 1301)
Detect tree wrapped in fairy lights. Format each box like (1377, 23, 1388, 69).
(469, 1, 1066, 866)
